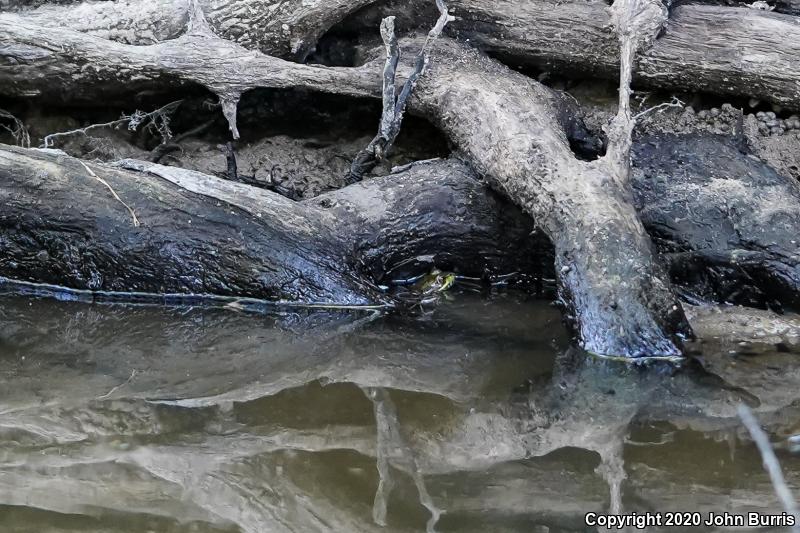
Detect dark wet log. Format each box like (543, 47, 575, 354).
(632, 134, 800, 310)
(0, 146, 542, 304)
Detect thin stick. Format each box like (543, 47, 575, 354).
(738, 404, 800, 532)
(43, 100, 182, 149)
(632, 96, 685, 120)
(96, 369, 138, 400)
(79, 160, 141, 227)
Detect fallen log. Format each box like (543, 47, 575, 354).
(0, 10, 381, 138)
(4, 1, 799, 109)
(450, 1, 800, 109)
(0, 0, 375, 60)
(4, 131, 797, 332)
(0, 146, 543, 304)
(1, 132, 798, 359)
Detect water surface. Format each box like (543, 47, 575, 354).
(1, 292, 799, 532)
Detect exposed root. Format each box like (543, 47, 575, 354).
(633, 96, 685, 121)
(345, 0, 453, 184)
(43, 100, 183, 149)
(218, 93, 242, 140)
(78, 160, 141, 227)
(0, 108, 30, 148)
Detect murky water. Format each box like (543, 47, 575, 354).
(1, 292, 799, 532)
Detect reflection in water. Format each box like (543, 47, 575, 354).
(363, 387, 443, 532)
(0, 292, 799, 532)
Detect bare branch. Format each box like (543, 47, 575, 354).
(632, 96, 685, 120)
(43, 100, 183, 149)
(738, 404, 800, 532)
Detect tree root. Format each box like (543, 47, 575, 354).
(0, 108, 30, 148)
(345, 0, 453, 184)
(43, 100, 183, 149)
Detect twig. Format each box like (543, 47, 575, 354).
(43, 100, 183, 149)
(738, 404, 800, 532)
(78, 160, 141, 227)
(633, 96, 685, 120)
(0, 108, 31, 148)
(345, 0, 454, 184)
(96, 369, 138, 400)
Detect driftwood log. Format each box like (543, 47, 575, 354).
(0, 147, 544, 304)
(1, 0, 799, 359)
(2, 1, 799, 107)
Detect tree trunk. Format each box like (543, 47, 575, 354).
(412, 40, 690, 357)
(0, 0, 375, 60)
(446, 1, 800, 109)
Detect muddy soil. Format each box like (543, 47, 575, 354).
(568, 79, 800, 181)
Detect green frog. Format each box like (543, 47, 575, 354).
(414, 268, 456, 305)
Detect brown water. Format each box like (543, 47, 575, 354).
(1, 292, 799, 532)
